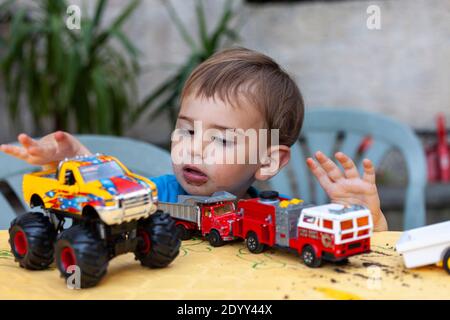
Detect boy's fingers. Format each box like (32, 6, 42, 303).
(54, 131, 68, 144)
(28, 142, 57, 157)
(0, 144, 8, 154)
(18, 133, 38, 149)
(27, 145, 45, 156)
(314, 151, 344, 182)
(306, 157, 333, 190)
(335, 152, 360, 179)
(0, 144, 28, 160)
(54, 131, 75, 152)
(362, 159, 376, 184)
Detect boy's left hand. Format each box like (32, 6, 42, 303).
(306, 151, 388, 231)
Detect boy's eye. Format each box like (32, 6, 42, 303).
(212, 136, 234, 147)
(172, 128, 195, 141)
(178, 128, 194, 136)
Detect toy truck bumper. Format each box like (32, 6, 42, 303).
(97, 202, 157, 225)
(96, 190, 158, 225)
(217, 219, 235, 241)
(323, 238, 371, 261)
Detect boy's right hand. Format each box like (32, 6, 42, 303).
(0, 131, 92, 170)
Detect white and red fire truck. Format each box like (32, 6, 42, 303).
(164, 190, 373, 267)
(233, 191, 373, 267)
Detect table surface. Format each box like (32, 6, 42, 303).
(0, 230, 449, 300)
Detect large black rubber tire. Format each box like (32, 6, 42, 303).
(135, 211, 181, 268)
(176, 224, 193, 241)
(208, 229, 224, 247)
(443, 248, 450, 275)
(55, 225, 109, 288)
(9, 212, 56, 270)
(246, 231, 265, 254)
(301, 245, 322, 268)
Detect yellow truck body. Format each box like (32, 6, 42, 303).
(22, 154, 158, 225)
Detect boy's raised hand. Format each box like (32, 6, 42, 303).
(0, 131, 91, 170)
(306, 151, 388, 231)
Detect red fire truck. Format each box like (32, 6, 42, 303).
(158, 191, 238, 247)
(233, 191, 373, 267)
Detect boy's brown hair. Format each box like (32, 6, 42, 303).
(180, 47, 305, 146)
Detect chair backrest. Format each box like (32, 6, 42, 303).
(0, 134, 172, 229)
(269, 108, 427, 229)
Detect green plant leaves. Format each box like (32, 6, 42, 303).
(134, 0, 240, 127)
(91, 0, 140, 55)
(162, 0, 197, 51)
(0, 0, 141, 135)
(0, 0, 240, 138)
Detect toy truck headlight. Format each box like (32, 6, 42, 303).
(151, 189, 158, 203)
(105, 198, 117, 206)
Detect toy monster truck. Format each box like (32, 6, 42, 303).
(8, 154, 180, 288)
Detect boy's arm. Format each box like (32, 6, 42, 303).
(306, 151, 388, 232)
(0, 131, 92, 170)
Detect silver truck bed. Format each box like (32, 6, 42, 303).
(158, 202, 200, 225)
(159, 192, 236, 226)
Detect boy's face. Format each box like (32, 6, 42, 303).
(171, 94, 267, 198)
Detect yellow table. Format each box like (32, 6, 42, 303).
(0, 230, 448, 299)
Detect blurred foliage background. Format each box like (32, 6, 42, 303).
(0, 0, 142, 135)
(130, 0, 238, 126)
(0, 0, 239, 135)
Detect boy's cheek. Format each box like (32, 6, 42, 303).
(211, 163, 258, 186)
(170, 139, 197, 165)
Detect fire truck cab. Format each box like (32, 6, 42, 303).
(294, 203, 373, 267)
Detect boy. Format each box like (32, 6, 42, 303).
(0, 47, 388, 231)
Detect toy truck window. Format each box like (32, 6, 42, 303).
(64, 170, 76, 185)
(323, 219, 333, 229)
(357, 216, 369, 227)
(214, 203, 234, 216)
(204, 208, 212, 217)
(340, 220, 353, 230)
(357, 229, 369, 236)
(79, 161, 124, 183)
(302, 215, 316, 224)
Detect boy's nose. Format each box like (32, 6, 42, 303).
(191, 133, 205, 160)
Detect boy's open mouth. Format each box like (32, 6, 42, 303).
(182, 165, 208, 185)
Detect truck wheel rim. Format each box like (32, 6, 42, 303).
(60, 247, 77, 271)
(13, 230, 28, 256)
(138, 230, 151, 254)
(304, 251, 313, 264)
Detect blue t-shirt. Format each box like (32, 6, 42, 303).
(149, 174, 260, 203)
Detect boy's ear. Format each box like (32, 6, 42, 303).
(254, 145, 291, 181)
